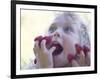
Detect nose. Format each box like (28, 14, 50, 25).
(53, 32, 60, 38)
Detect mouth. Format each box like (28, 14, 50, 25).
(34, 36, 63, 56)
(50, 41, 63, 56)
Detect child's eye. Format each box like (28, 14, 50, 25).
(63, 26, 72, 33)
(49, 25, 57, 33)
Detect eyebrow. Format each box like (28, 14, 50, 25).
(49, 23, 57, 29)
(64, 25, 75, 32)
(48, 23, 57, 32)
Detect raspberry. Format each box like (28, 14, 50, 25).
(34, 35, 63, 56)
(43, 36, 52, 46)
(34, 36, 52, 48)
(34, 36, 43, 41)
(83, 45, 90, 55)
(67, 53, 75, 62)
(75, 44, 82, 54)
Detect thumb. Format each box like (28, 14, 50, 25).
(49, 47, 56, 54)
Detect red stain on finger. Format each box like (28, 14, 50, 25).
(75, 44, 83, 54)
(83, 45, 90, 55)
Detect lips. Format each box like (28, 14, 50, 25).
(50, 42, 63, 56)
(34, 36, 63, 56)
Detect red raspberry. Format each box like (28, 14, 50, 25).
(34, 36, 43, 41)
(75, 44, 82, 54)
(83, 45, 90, 55)
(42, 36, 52, 46)
(67, 53, 75, 62)
(34, 36, 52, 48)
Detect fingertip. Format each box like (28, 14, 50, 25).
(41, 39, 46, 46)
(41, 39, 46, 50)
(35, 41, 39, 45)
(42, 39, 46, 44)
(52, 46, 56, 50)
(49, 46, 56, 53)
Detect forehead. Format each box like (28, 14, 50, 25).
(51, 12, 77, 27)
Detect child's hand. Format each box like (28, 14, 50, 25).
(71, 46, 90, 67)
(33, 40, 56, 68)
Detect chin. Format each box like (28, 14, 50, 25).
(53, 51, 68, 67)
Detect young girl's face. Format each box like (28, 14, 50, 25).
(47, 14, 81, 67)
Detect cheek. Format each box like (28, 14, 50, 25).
(62, 34, 79, 55)
(63, 32, 80, 45)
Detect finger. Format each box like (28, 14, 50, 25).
(35, 41, 39, 49)
(85, 52, 90, 66)
(33, 47, 38, 57)
(72, 60, 79, 67)
(33, 48, 36, 54)
(41, 40, 46, 51)
(86, 52, 90, 58)
(34, 41, 39, 55)
(78, 51, 86, 66)
(80, 51, 85, 59)
(49, 47, 56, 54)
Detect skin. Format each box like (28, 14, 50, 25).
(34, 40, 56, 68)
(33, 12, 90, 68)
